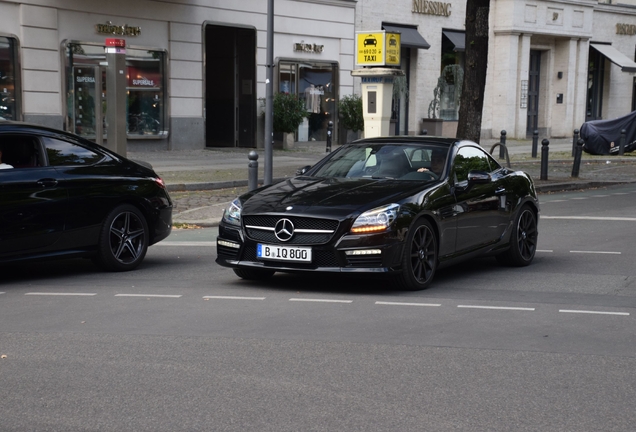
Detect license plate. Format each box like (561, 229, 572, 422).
(257, 243, 312, 262)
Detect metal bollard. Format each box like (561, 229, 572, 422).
(248, 150, 259, 191)
(422, 129, 428, 135)
(499, 130, 507, 159)
(571, 138, 584, 178)
(326, 121, 333, 152)
(531, 130, 539, 158)
(540, 139, 549, 180)
(619, 129, 626, 156)
(572, 129, 579, 157)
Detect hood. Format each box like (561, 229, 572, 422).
(242, 176, 427, 218)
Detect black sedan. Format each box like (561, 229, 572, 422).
(0, 121, 172, 271)
(216, 137, 539, 290)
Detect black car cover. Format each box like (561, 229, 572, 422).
(580, 111, 636, 155)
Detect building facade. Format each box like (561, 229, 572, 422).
(0, 0, 356, 151)
(355, 0, 636, 140)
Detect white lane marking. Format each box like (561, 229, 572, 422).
(559, 309, 630, 316)
(537, 250, 553, 253)
(157, 241, 216, 247)
(612, 193, 629, 195)
(591, 195, 609, 197)
(289, 298, 352, 304)
(25, 292, 96, 296)
(115, 294, 182, 298)
(544, 199, 567, 202)
(0, 292, 5, 295)
(203, 296, 265, 300)
(542, 216, 636, 221)
(375, 301, 441, 307)
(458, 305, 535, 311)
(571, 197, 588, 200)
(570, 250, 621, 255)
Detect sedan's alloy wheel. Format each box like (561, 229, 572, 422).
(96, 204, 149, 271)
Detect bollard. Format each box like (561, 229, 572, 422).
(248, 150, 259, 191)
(499, 130, 507, 159)
(422, 129, 428, 135)
(571, 138, 584, 178)
(531, 130, 539, 158)
(540, 139, 549, 180)
(326, 121, 333, 152)
(619, 129, 626, 156)
(572, 129, 579, 157)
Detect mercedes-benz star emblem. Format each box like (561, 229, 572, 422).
(274, 218, 295, 242)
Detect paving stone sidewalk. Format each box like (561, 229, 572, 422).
(128, 138, 636, 227)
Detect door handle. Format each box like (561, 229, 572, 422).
(37, 178, 58, 188)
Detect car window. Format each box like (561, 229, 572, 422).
(43, 137, 104, 166)
(453, 146, 492, 183)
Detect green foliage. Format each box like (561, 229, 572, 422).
(273, 92, 307, 133)
(338, 94, 364, 132)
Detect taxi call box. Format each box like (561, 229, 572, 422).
(355, 31, 401, 67)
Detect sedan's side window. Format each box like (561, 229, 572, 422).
(453, 147, 492, 183)
(43, 137, 104, 166)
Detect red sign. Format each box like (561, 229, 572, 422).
(105, 38, 126, 48)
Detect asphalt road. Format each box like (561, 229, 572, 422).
(1, 184, 635, 431)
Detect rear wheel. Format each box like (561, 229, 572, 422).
(233, 268, 275, 281)
(393, 219, 437, 291)
(95, 204, 149, 272)
(496, 205, 537, 266)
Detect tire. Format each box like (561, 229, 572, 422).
(393, 219, 437, 291)
(95, 204, 149, 272)
(233, 268, 275, 281)
(496, 205, 537, 267)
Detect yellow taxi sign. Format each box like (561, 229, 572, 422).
(356, 31, 401, 67)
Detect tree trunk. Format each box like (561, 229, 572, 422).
(456, 0, 490, 143)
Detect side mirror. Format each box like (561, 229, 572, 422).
(296, 165, 312, 175)
(467, 170, 491, 184)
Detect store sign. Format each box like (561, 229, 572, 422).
(96, 21, 141, 37)
(355, 31, 401, 67)
(616, 23, 636, 35)
(412, 0, 452, 17)
(293, 42, 324, 54)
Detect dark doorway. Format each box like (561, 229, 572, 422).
(205, 25, 256, 147)
(526, 50, 541, 135)
(586, 47, 605, 122)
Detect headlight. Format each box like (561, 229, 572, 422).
(351, 204, 399, 233)
(222, 198, 242, 226)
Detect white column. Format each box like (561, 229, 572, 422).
(515, 34, 531, 138)
(563, 38, 579, 136)
(491, 32, 521, 138)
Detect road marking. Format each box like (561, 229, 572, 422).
(570, 250, 621, 255)
(457, 305, 535, 311)
(537, 249, 553, 253)
(612, 193, 629, 195)
(289, 298, 352, 304)
(375, 301, 441, 307)
(591, 195, 609, 198)
(25, 292, 97, 296)
(559, 309, 630, 316)
(571, 197, 588, 200)
(542, 216, 636, 221)
(0, 292, 5, 295)
(157, 241, 216, 247)
(545, 199, 567, 202)
(203, 295, 265, 300)
(115, 294, 182, 298)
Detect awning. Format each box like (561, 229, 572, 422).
(590, 43, 636, 73)
(382, 24, 430, 50)
(442, 30, 465, 52)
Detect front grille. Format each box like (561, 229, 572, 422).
(243, 215, 339, 245)
(242, 244, 340, 268)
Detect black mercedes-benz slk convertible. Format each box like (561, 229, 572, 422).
(216, 136, 539, 290)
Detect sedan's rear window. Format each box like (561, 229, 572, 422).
(43, 137, 105, 166)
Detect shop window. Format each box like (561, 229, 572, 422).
(64, 42, 167, 140)
(277, 61, 338, 142)
(0, 36, 20, 121)
(437, 31, 465, 121)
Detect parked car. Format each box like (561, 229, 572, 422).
(216, 136, 539, 290)
(580, 110, 636, 155)
(0, 121, 172, 271)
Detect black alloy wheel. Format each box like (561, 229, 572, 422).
(496, 205, 537, 266)
(394, 219, 438, 290)
(95, 204, 149, 271)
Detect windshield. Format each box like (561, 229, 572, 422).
(311, 143, 449, 180)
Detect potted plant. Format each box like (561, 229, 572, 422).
(338, 94, 364, 142)
(273, 92, 307, 149)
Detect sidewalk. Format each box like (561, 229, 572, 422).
(127, 137, 636, 227)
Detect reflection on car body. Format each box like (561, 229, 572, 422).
(0, 121, 172, 271)
(216, 136, 539, 290)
